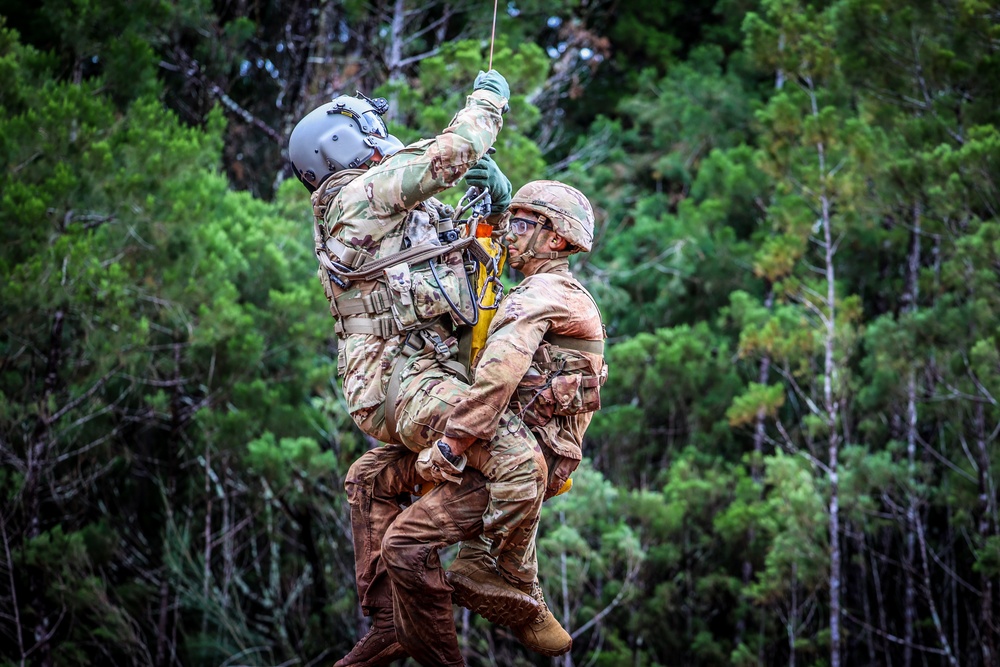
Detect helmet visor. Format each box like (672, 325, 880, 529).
(362, 110, 388, 138)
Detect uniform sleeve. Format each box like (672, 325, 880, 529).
(444, 281, 558, 441)
(364, 91, 505, 219)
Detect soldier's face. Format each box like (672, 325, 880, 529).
(504, 209, 535, 262)
(506, 208, 559, 272)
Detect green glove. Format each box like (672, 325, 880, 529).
(473, 70, 510, 112)
(464, 153, 512, 216)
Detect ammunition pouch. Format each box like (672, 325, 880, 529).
(316, 231, 494, 339)
(513, 337, 608, 427)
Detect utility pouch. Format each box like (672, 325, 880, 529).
(385, 262, 419, 330)
(384, 251, 477, 332)
(336, 342, 347, 377)
(552, 366, 605, 415)
(514, 373, 556, 427)
(514, 346, 606, 426)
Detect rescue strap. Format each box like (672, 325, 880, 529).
(337, 314, 400, 338)
(324, 235, 373, 270)
(334, 289, 392, 317)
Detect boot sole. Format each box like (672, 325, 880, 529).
(518, 636, 572, 657)
(446, 570, 542, 627)
(333, 640, 407, 667)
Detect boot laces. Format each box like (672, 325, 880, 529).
(529, 581, 551, 624)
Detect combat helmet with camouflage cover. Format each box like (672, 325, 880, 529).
(508, 180, 594, 252)
(289, 93, 404, 192)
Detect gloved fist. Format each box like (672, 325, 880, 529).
(464, 153, 512, 216)
(473, 70, 510, 112)
(416, 442, 467, 485)
(544, 455, 580, 500)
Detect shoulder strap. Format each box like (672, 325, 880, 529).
(543, 332, 605, 356)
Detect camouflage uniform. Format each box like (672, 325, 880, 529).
(313, 89, 507, 604)
(316, 88, 551, 656)
(347, 258, 605, 666)
(314, 88, 504, 442)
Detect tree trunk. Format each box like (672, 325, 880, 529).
(903, 371, 917, 667)
(914, 509, 958, 666)
(739, 286, 774, 651)
(559, 511, 575, 667)
(903, 201, 922, 667)
(788, 561, 798, 667)
(819, 142, 841, 667)
(974, 402, 997, 665)
(24, 310, 64, 667)
(855, 526, 877, 666)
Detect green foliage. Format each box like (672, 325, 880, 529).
(749, 453, 828, 603)
(726, 381, 785, 427)
(3, 0, 1000, 665)
(0, 24, 352, 666)
(387, 37, 550, 197)
(535, 461, 648, 659)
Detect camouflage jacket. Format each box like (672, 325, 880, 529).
(314, 90, 505, 429)
(443, 259, 606, 460)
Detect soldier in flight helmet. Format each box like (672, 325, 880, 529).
(288, 92, 404, 191)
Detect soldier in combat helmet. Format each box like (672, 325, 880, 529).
(288, 74, 603, 666)
(341, 179, 607, 666)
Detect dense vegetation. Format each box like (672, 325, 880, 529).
(1, 0, 998, 665)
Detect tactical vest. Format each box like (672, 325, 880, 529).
(311, 176, 496, 347)
(512, 333, 608, 427)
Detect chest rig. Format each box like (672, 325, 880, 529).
(508, 277, 609, 426)
(512, 333, 608, 427)
(311, 178, 501, 342)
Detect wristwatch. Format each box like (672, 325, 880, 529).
(436, 440, 463, 466)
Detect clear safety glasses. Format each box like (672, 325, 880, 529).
(509, 217, 554, 235)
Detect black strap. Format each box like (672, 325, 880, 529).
(544, 332, 605, 356)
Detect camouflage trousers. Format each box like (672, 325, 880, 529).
(347, 345, 548, 582)
(344, 445, 424, 613)
(345, 443, 578, 666)
(345, 446, 544, 665)
(344, 351, 547, 665)
(394, 349, 548, 581)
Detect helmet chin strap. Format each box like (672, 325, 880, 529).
(516, 223, 573, 263)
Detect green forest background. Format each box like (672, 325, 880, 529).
(1, 0, 998, 665)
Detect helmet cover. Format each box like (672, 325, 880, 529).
(509, 180, 595, 252)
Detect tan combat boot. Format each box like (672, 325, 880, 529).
(333, 607, 408, 667)
(511, 581, 572, 657)
(446, 552, 542, 627)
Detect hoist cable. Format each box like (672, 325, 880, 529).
(488, 0, 499, 70)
